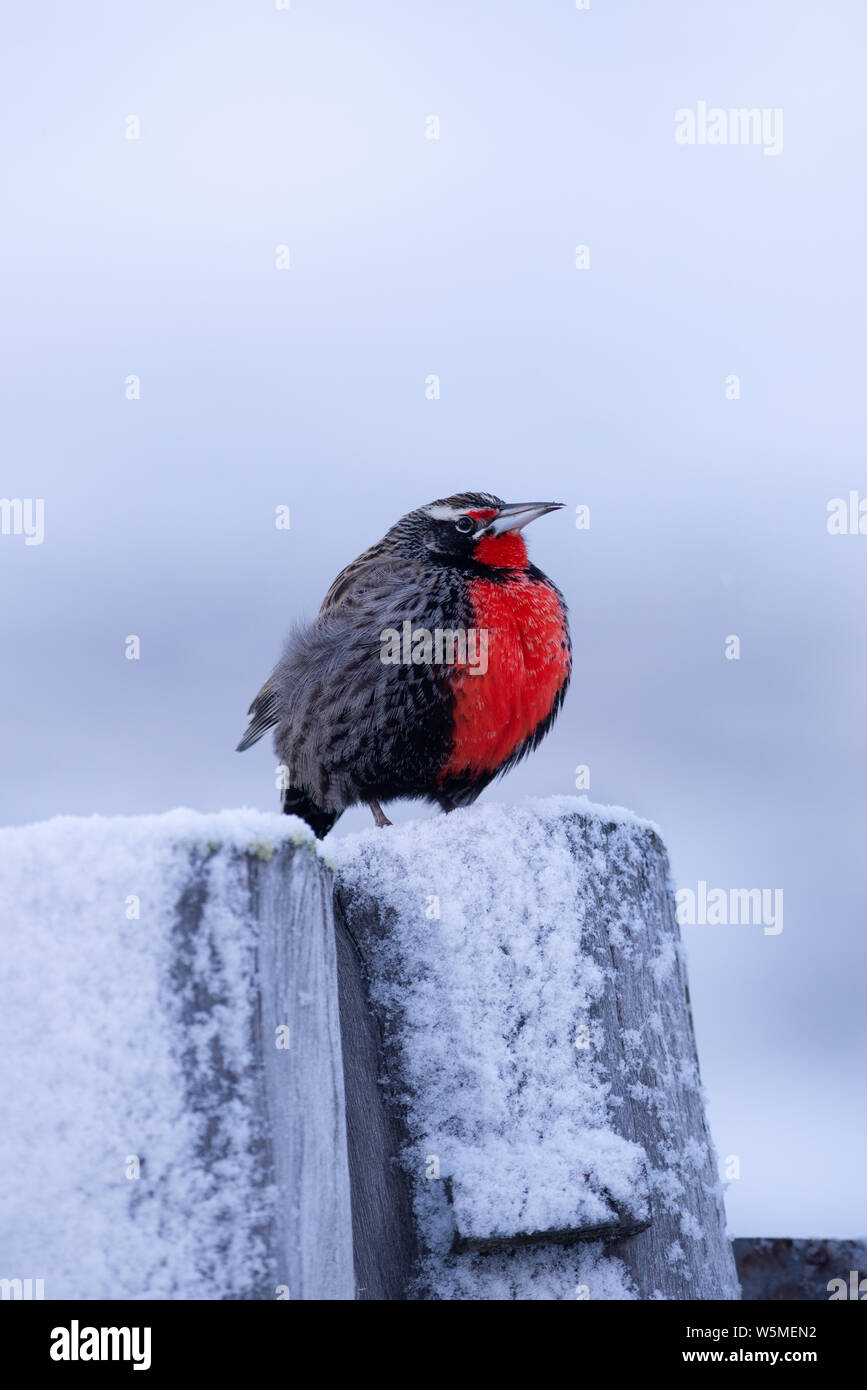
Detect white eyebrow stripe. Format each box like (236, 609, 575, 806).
(425, 505, 466, 520)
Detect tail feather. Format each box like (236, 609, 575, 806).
(282, 784, 341, 839)
(236, 679, 279, 752)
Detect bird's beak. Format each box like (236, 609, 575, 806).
(480, 502, 564, 536)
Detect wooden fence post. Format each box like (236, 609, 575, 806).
(335, 800, 741, 1300)
(0, 813, 354, 1300)
(0, 801, 743, 1301)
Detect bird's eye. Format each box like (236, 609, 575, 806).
(455, 517, 474, 534)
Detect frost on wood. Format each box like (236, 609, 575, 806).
(0, 808, 353, 1301)
(0, 797, 739, 1301)
(334, 797, 740, 1300)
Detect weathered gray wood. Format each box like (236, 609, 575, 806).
(0, 802, 740, 1301)
(0, 815, 355, 1300)
(250, 842, 355, 1300)
(334, 802, 741, 1300)
(559, 813, 741, 1299)
(333, 903, 419, 1299)
(734, 1238, 867, 1300)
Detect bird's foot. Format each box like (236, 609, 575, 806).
(367, 799, 393, 829)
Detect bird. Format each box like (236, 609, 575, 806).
(237, 492, 571, 837)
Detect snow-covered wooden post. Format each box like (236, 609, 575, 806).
(335, 799, 740, 1300)
(0, 798, 738, 1301)
(0, 810, 354, 1301)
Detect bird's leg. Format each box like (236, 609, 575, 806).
(368, 799, 393, 829)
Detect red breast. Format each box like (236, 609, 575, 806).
(441, 530, 571, 780)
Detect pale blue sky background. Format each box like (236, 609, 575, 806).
(1, 1, 865, 1239)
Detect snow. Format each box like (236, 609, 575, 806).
(428, 1241, 637, 1301)
(333, 796, 656, 1299)
(0, 807, 311, 1299)
(0, 795, 729, 1300)
(517, 793, 662, 836)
